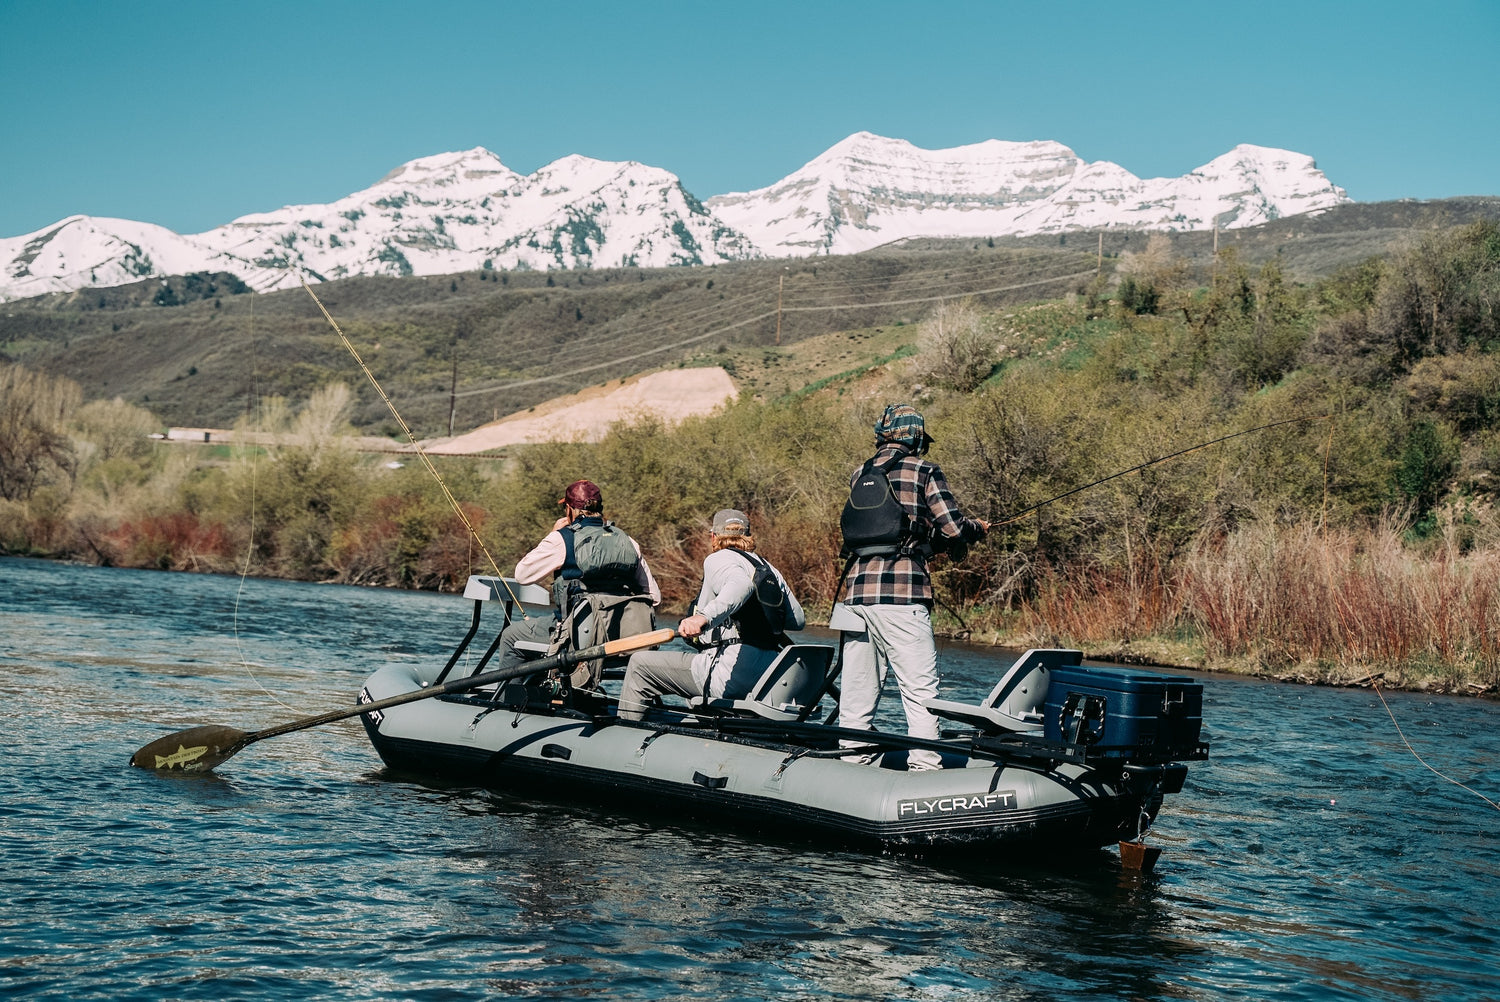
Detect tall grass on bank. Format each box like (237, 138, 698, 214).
(1180, 520, 1500, 684)
(977, 517, 1500, 687)
(1013, 558, 1183, 651)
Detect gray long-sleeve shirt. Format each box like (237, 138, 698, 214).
(688, 547, 805, 699)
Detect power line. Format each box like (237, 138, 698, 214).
(434, 268, 1090, 404)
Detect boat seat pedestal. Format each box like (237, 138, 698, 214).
(925, 648, 1083, 734)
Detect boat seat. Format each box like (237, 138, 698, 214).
(925, 648, 1083, 734)
(434, 576, 552, 686)
(464, 575, 551, 607)
(688, 644, 835, 721)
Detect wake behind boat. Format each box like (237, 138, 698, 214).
(357, 575, 1209, 857)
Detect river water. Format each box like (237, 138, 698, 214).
(2, 555, 1497, 1001)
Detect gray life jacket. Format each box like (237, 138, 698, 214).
(549, 517, 653, 690)
(551, 516, 642, 613)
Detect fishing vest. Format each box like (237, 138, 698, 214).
(552, 517, 642, 613)
(551, 517, 653, 690)
(840, 452, 922, 559)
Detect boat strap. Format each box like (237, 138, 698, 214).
(772, 747, 812, 779)
(634, 729, 670, 758)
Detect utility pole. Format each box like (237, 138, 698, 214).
(1212, 217, 1220, 284)
(1096, 231, 1103, 277)
(447, 349, 459, 437)
(775, 272, 784, 345)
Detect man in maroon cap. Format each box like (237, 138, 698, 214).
(495, 479, 660, 683)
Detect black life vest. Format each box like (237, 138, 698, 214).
(724, 548, 791, 649)
(840, 453, 918, 559)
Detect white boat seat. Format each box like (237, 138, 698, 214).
(925, 648, 1083, 734)
(463, 575, 550, 606)
(688, 644, 835, 721)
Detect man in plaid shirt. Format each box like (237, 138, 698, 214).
(835, 403, 988, 770)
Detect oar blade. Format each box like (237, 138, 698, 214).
(130, 724, 249, 772)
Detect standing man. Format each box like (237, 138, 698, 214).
(834, 404, 987, 770)
(496, 479, 660, 686)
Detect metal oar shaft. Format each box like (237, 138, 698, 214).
(248, 628, 675, 743)
(132, 628, 676, 771)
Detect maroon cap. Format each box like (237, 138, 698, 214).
(560, 479, 603, 509)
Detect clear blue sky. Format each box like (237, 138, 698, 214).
(2, 0, 1496, 239)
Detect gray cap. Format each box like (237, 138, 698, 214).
(712, 509, 750, 536)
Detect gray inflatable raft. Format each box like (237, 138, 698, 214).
(357, 576, 1208, 853)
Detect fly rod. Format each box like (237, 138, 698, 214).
(989, 412, 1333, 528)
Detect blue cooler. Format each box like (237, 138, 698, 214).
(1043, 666, 1204, 761)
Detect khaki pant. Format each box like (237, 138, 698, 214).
(617, 650, 699, 721)
(836, 603, 943, 771)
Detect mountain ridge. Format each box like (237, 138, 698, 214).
(6, 196, 1499, 438)
(1, 132, 1350, 302)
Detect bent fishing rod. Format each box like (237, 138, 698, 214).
(295, 272, 533, 615)
(987, 412, 1333, 529)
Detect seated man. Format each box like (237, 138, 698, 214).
(618, 508, 804, 721)
(495, 479, 660, 688)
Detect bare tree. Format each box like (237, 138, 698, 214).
(0, 364, 82, 501)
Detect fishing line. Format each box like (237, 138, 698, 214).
(295, 272, 529, 617)
(1321, 414, 1336, 532)
(1368, 676, 1500, 812)
(989, 412, 1335, 528)
(980, 409, 1496, 811)
(230, 288, 299, 711)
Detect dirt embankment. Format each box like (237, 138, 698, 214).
(422, 367, 737, 454)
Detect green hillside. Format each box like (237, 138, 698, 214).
(6, 197, 1495, 438)
(0, 244, 1095, 436)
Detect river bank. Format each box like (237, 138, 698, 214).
(946, 626, 1499, 700)
(7, 547, 1495, 702)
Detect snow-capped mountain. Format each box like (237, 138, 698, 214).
(191, 148, 758, 292)
(0, 134, 1349, 301)
(705, 132, 1349, 256)
(0, 148, 758, 300)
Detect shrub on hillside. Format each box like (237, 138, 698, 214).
(71, 397, 160, 463)
(913, 298, 1002, 392)
(0, 364, 81, 503)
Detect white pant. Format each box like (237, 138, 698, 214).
(837, 604, 942, 771)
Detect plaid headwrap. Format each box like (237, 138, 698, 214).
(873, 403, 930, 449)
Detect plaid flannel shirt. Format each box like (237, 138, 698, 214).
(837, 444, 980, 607)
